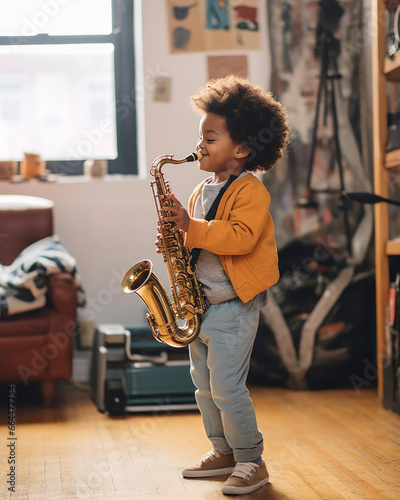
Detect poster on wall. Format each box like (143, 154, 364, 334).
(167, 0, 261, 53)
(207, 54, 248, 79)
(265, 0, 368, 252)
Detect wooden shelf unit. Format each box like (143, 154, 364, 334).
(373, 0, 400, 398)
(385, 148, 400, 169)
(387, 240, 400, 255)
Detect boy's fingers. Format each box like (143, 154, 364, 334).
(162, 206, 179, 215)
(168, 193, 182, 207)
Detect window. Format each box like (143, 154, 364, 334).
(0, 0, 137, 175)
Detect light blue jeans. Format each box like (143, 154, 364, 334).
(189, 294, 264, 463)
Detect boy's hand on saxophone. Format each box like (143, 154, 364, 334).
(164, 193, 190, 233)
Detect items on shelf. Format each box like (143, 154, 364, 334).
(0, 161, 17, 180)
(386, 3, 400, 58)
(384, 273, 400, 413)
(385, 1, 400, 14)
(84, 159, 108, 177)
(20, 152, 46, 179)
(387, 110, 400, 151)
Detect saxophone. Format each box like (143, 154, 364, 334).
(121, 152, 208, 348)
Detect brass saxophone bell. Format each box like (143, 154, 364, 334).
(121, 259, 153, 295)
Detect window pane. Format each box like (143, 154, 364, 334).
(0, 44, 117, 162)
(0, 0, 112, 36)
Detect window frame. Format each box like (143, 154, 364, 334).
(0, 0, 137, 175)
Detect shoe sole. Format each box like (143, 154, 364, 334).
(221, 477, 269, 495)
(182, 466, 235, 478)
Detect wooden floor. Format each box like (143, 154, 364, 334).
(0, 382, 399, 500)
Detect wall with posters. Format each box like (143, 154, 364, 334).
(1, 1, 273, 336)
(167, 0, 260, 52)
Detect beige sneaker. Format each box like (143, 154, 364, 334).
(182, 449, 235, 478)
(221, 460, 269, 495)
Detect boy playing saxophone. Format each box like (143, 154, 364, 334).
(157, 75, 290, 495)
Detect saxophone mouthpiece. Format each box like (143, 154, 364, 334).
(185, 151, 202, 162)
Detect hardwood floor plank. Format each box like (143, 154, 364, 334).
(1, 382, 400, 499)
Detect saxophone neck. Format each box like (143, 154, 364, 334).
(150, 154, 174, 177)
(150, 152, 202, 176)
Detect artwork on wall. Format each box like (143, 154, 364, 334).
(167, 0, 260, 53)
(207, 54, 248, 79)
(153, 76, 172, 102)
(250, 1, 377, 393)
(265, 0, 368, 251)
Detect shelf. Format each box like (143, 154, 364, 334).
(386, 240, 400, 255)
(384, 53, 400, 81)
(375, 0, 399, 400)
(385, 149, 400, 169)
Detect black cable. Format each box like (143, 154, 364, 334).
(344, 191, 400, 207)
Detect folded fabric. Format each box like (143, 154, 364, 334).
(0, 235, 85, 317)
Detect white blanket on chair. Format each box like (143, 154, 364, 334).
(0, 236, 85, 317)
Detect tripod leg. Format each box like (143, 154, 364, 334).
(305, 57, 327, 193)
(330, 73, 353, 256)
(330, 79, 345, 192)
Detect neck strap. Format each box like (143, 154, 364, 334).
(190, 175, 238, 270)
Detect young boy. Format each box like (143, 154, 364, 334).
(160, 75, 289, 495)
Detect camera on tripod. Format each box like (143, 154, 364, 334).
(314, 0, 344, 60)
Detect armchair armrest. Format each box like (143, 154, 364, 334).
(47, 273, 78, 316)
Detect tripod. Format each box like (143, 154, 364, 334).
(298, 30, 353, 256)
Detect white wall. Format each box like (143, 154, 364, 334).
(1, 0, 271, 332)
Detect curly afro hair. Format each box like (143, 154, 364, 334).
(190, 75, 290, 172)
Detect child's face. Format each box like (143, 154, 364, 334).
(196, 113, 243, 178)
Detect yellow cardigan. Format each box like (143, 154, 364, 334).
(184, 173, 279, 303)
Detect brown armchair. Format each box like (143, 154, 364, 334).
(0, 195, 78, 407)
